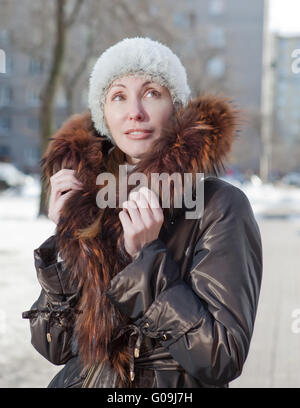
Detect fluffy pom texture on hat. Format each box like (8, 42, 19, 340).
(88, 37, 191, 143)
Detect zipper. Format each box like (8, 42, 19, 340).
(81, 364, 97, 388)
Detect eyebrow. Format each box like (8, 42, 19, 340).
(109, 80, 154, 90)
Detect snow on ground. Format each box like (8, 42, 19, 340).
(0, 179, 300, 387)
(0, 186, 61, 387)
(242, 181, 300, 218)
(221, 175, 300, 218)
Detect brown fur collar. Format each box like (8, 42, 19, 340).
(41, 93, 240, 387)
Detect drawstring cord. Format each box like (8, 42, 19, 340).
(44, 302, 81, 343)
(111, 323, 144, 382)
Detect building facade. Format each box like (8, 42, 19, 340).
(0, 0, 264, 174)
(167, 0, 264, 173)
(271, 34, 300, 174)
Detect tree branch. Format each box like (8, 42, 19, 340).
(65, 0, 84, 27)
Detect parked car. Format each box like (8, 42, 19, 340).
(219, 166, 246, 188)
(0, 162, 28, 190)
(280, 172, 300, 188)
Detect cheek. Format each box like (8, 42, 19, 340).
(104, 107, 121, 130)
(152, 103, 173, 127)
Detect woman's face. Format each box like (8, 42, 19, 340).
(104, 75, 174, 164)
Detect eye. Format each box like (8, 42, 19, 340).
(112, 93, 124, 101)
(145, 89, 160, 98)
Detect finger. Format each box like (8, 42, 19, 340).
(119, 210, 135, 235)
(55, 181, 83, 192)
(138, 187, 163, 223)
(54, 186, 83, 201)
(138, 186, 160, 209)
(122, 200, 140, 224)
(51, 171, 83, 187)
(129, 191, 154, 228)
(122, 199, 143, 226)
(54, 177, 83, 189)
(128, 191, 148, 208)
(51, 168, 77, 180)
(53, 179, 83, 195)
(52, 172, 83, 185)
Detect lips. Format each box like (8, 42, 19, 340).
(125, 129, 153, 140)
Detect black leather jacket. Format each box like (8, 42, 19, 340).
(23, 176, 263, 388)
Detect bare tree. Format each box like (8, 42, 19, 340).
(60, 0, 181, 116)
(38, 0, 84, 216)
(3, 0, 225, 217)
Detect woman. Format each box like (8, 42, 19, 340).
(22, 37, 263, 388)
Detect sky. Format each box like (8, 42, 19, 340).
(269, 0, 300, 33)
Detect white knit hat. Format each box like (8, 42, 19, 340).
(88, 37, 191, 144)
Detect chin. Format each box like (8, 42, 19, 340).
(123, 140, 153, 157)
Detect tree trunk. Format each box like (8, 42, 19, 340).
(65, 86, 74, 117)
(38, 0, 66, 216)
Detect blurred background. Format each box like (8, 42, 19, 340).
(0, 0, 299, 388)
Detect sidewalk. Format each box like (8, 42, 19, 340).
(231, 216, 300, 388)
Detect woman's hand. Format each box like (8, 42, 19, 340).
(119, 186, 164, 258)
(48, 169, 83, 225)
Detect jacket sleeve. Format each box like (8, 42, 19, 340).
(22, 235, 80, 365)
(104, 184, 263, 386)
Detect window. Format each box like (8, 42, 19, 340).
(0, 49, 6, 74)
(0, 30, 9, 46)
(0, 86, 12, 106)
(26, 88, 40, 107)
(0, 145, 11, 158)
(27, 117, 40, 131)
(207, 26, 226, 48)
(25, 146, 40, 166)
(29, 58, 43, 75)
(0, 52, 13, 75)
(0, 117, 12, 131)
(208, 0, 225, 16)
(206, 56, 225, 78)
(5, 55, 13, 74)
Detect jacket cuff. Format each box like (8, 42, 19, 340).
(104, 238, 182, 321)
(34, 236, 77, 303)
(34, 235, 58, 266)
(136, 281, 206, 348)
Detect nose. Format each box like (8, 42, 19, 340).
(128, 99, 146, 121)
(129, 111, 144, 121)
